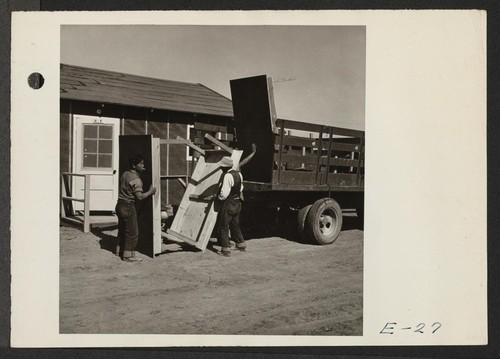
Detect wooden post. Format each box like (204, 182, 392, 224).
(324, 127, 333, 185)
(166, 122, 170, 206)
(167, 124, 171, 208)
(315, 126, 324, 185)
(60, 174, 66, 220)
(204, 133, 233, 154)
(83, 174, 90, 233)
(277, 121, 285, 184)
(356, 134, 365, 187)
(162, 138, 206, 154)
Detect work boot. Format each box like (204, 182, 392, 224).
(123, 256, 143, 263)
(235, 243, 247, 252)
(218, 248, 231, 257)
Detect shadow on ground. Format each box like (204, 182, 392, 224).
(157, 240, 200, 256)
(241, 208, 363, 245)
(93, 229, 117, 255)
(90, 207, 363, 256)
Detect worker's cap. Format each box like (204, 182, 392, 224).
(219, 156, 234, 168)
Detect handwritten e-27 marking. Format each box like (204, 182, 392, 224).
(380, 322, 442, 334)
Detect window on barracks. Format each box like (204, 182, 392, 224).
(82, 124, 113, 169)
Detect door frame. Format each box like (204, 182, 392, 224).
(72, 114, 120, 211)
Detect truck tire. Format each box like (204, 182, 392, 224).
(297, 204, 312, 240)
(305, 198, 343, 245)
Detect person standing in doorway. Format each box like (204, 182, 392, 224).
(115, 154, 156, 262)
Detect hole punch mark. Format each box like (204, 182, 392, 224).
(28, 72, 44, 89)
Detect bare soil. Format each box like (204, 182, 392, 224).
(59, 214, 363, 335)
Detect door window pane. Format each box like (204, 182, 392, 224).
(81, 123, 114, 169)
(83, 139, 97, 153)
(99, 126, 113, 139)
(83, 154, 97, 168)
(83, 125, 98, 138)
(99, 139, 112, 153)
(98, 154, 112, 168)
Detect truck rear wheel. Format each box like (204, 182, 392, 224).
(297, 204, 312, 240)
(305, 198, 343, 245)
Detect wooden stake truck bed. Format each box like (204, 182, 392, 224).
(163, 74, 364, 251)
(230, 75, 364, 245)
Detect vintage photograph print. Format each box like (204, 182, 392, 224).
(59, 25, 365, 335)
(11, 9, 488, 347)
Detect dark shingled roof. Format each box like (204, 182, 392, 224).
(60, 64, 234, 118)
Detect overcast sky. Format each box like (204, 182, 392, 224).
(61, 25, 365, 130)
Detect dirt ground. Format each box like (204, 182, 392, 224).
(59, 213, 363, 336)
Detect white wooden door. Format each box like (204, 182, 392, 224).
(72, 115, 119, 211)
(152, 137, 162, 256)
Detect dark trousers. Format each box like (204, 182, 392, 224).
(115, 200, 138, 258)
(217, 198, 245, 251)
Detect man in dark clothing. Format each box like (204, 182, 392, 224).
(216, 156, 246, 257)
(115, 154, 156, 262)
